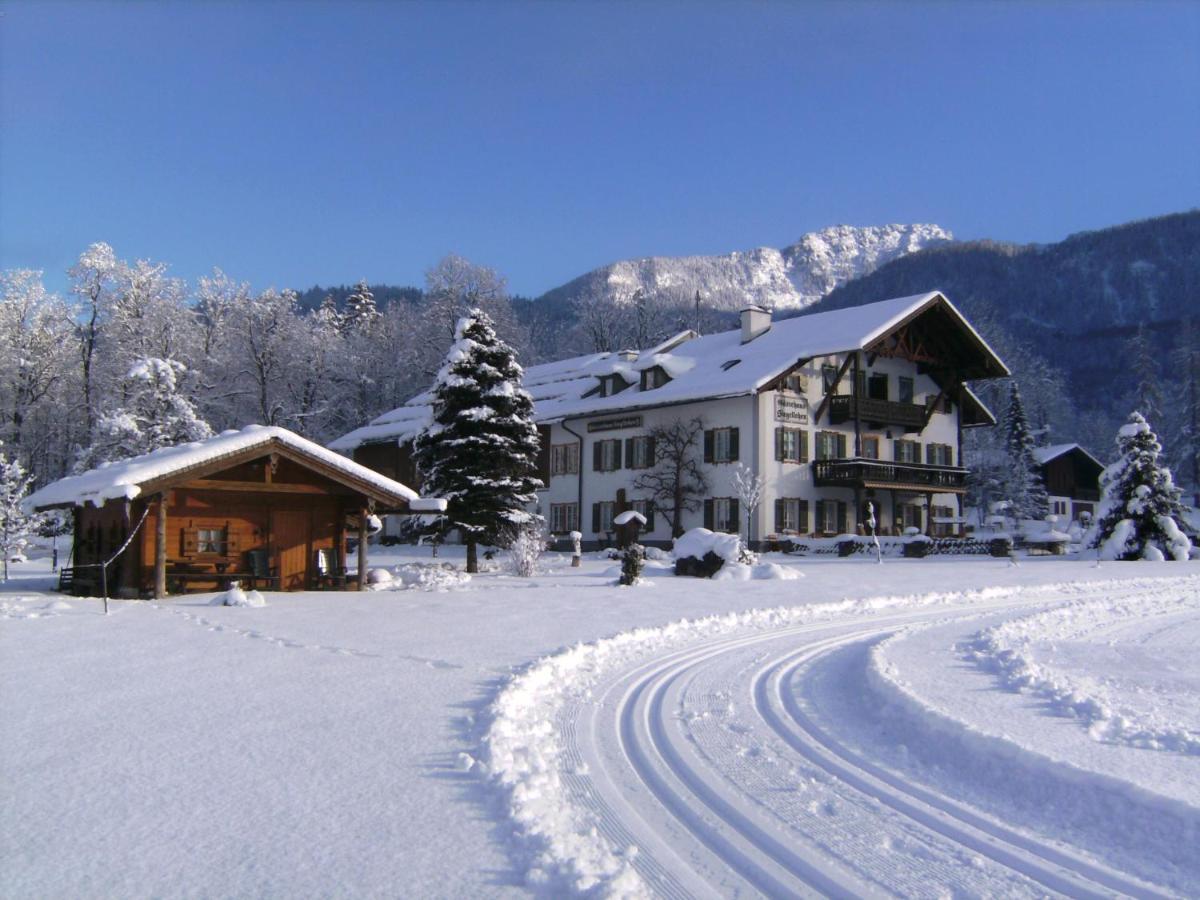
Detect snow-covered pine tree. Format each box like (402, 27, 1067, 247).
(1002, 383, 1049, 523)
(1091, 412, 1192, 560)
(0, 443, 36, 581)
(76, 358, 213, 470)
(343, 280, 379, 332)
(413, 310, 543, 573)
(314, 293, 344, 333)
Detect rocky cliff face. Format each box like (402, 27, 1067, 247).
(539, 224, 954, 311)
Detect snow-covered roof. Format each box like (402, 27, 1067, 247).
(24, 425, 435, 512)
(1033, 443, 1104, 468)
(330, 291, 1008, 451)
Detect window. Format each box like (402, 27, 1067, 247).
(861, 436, 880, 460)
(775, 427, 808, 463)
(822, 364, 839, 395)
(197, 526, 228, 555)
(550, 503, 579, 533)
(550, 443, 579, 476)
(816, 430, 847, 460)
(925, 443, 954, 466)
(598, 375, 631, 397)
(815, 499, 846, 534)
(631, 499, 656, 532)
(592, 501, 615, 533)
(894, 439, 920, 463)
(641, 367, 670, 390)
(704, 427, 739, 464)
(898, 376, 914, 404)
(898, 503, 923, 530)
(774, 498, 809, 533)
(592, 439, 622, 472)
(721, 359, 742, 371)
(705, 497, 739, 533)
(626, 436, 655, 469)
(783, 372, 806, 393)
(868, 373, 889, 401)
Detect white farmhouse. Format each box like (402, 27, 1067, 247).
(330, 291, 1008, 549)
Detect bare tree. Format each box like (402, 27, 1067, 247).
(633, 417, 709, 537)
(731, 462, 765, 545)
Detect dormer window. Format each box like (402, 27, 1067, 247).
(640, 366, 671, 391)
(598, 374, 632, 397)
(783, 372, 805, 393)
(721, 359, 741, 372)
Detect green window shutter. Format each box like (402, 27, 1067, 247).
(647, 437, 657, 465)
(836, 433, 847, 458)
(774, 428, 783, 461)
(703, 499, 714, 530)
(837, 501, 847, 534)
(728, 498, 740, 533)
(625, 438, 634, 468)
(800, 431, 809, 463)
(798, 500, 809, 533)
(593, 442, 602, 471)
(926, 443, 935, 464)
(612, 440, 623, 470)
(729, 428, 740, 461)
(646, 504, 656, 533)
(704, 430, 714, 463)
(592, 503, 601, 533)
(774, 499, 784, 532)
(815, 500, 825, 533)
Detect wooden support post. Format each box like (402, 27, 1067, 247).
(154, 493, 167, 599)
(925, 492, 934, 536)
(357, 508, 368, 591)
(852, 352, 862, 458)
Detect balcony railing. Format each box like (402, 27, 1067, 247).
(828, 395, 926, 431)
(812, 458, 968, 490)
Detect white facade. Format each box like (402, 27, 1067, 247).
(331, 291, 1008, 549)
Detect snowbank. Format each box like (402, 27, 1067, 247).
(371, 563, 471, 592)
(673, 528, 740, 563)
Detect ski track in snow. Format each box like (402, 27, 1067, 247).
(482, 576, 1199, 898)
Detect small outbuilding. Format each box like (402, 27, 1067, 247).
(23, 425, 444, 597)
(1033, 442, 1105, 524)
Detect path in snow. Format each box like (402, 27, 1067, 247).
(486, 577, 1199, 897)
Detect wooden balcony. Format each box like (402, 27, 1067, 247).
(812, 458, 968, 493)
(828, 395, 926, 431)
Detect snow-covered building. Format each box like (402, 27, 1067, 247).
(1033, 443, 1104, 524)
(331, 292, 1008, 548)
(24, 425, 444, 596)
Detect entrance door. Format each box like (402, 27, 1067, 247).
(271, 510, 310, 590)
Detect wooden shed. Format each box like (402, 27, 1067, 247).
(23, 425, 444, 597)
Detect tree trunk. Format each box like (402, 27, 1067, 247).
(154, 493, 167, 599)
(466, 539, 478, 574)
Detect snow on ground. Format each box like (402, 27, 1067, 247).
(1, 547, 1196, 898)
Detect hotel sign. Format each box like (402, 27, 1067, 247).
(775, 394, 809, 424)
(587, 415, 644, 433)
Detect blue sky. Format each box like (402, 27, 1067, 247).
(2, 1, 1197, 297)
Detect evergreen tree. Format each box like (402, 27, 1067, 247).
(413, 310, 542, 573)
(314, 293, 344, 333)
(1091, 412, 1192, 560)
(76, 358, 213, 470)
(343, 280, 379, 332)
(0, 444, 36, 582)
(1002, 382, 1049, 522)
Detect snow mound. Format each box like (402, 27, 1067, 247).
(673, 528, 740, 563)
(374, 563, 471, 592)
(212, 585, 266, 607)
(712, 561, 801, 581)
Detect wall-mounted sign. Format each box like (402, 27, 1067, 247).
(775, 394, 809, 424)
(587, 415, 644, 433)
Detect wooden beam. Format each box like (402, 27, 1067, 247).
(154, 494, 167, 599)
(178, 479, 356, 496)
(812, 354, 855, 425)
(357, 508, 369, 592)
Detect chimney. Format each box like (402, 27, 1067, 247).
(740, 306, 771, 344)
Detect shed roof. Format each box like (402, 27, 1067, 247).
(1033, 443, 1104, 469)
(24, 425, 443, 512)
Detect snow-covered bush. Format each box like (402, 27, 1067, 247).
(618, 543, 644, 586)
(508, 525, 544, 577)
(1, 445, 36, 582)
(1091, 412, 1192, 561)
(673, 527, 749, 578)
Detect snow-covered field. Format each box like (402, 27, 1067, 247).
(2, 548, 1197, 898)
